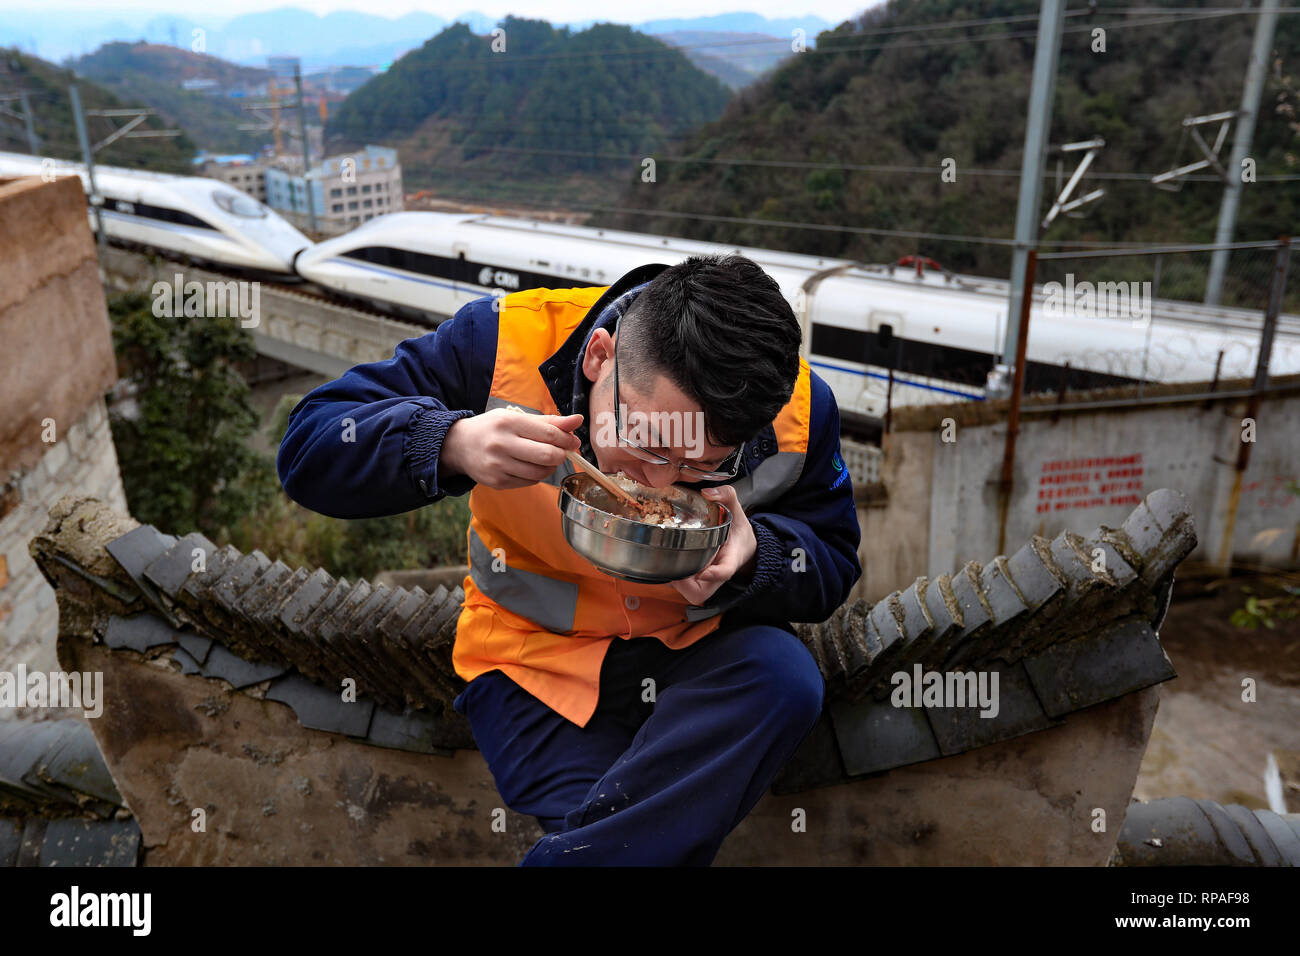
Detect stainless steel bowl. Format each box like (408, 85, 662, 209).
(558, 473, 731, 584)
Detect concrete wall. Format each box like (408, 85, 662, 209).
(852, 377, 1300, 604)
(0, 176, 125, 712)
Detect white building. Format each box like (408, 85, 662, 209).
(264, 144, 403, 232)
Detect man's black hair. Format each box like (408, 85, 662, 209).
(615, 254, 802, 449)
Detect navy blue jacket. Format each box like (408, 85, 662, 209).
(277, 263, 862, 626)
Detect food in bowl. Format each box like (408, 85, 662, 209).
(558, 473, 731, 583)
(602, 473, 710, 528)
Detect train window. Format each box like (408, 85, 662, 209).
(125, 200, 218, 231)
(212, 189, 268, 218)
(877, 323, 894, 348)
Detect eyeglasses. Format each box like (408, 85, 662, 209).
(609, 316, 744, 482)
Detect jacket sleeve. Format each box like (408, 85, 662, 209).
(275, 296, 497, 519)
(710, 371, 863, 623)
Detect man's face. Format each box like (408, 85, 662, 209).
(580, 328, 740, 489)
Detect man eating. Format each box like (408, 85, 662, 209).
(277, 252, 862, 865)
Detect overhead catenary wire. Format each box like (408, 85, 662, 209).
(387, 130, 1300, 182)
(402, 161, 1288, 249)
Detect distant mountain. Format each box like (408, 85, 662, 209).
(637, 14, 832, 37)
(73, 43, 272, 155)
(658, 31, 799, 89)
(327, 16, 732, 207)
(0, 49, 196, 172)
(0, 7, 828, 69)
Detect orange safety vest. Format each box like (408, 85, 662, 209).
(451, 285, 812, 727)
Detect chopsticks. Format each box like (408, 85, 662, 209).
(563, 449, 643, 511)
(503, 404, 643, 511)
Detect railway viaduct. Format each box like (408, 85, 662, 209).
(99, 247, 437, 379)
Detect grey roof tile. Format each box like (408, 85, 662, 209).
(265, 674, 375, 737)
(37, 721, 123, 807)
(770, 712, 850, 795)
(279, 567, 335, 635)
(366, 705, 471, 754)
(0, 818, 20, 867)
(377, 587, 428, 640)
(210, 551, 272, 616)
(199, 643, 287, 689)
(835, 601, 875, 683)
(104, 524, 180, 623)
(103, 613, 177, 652)
(176, 632, 214, 665)
(923, 661, 1059, 756)
(939, 563, 994, 668)
(143, 531, 217, 599)
(398, 590, 446, 645)
(1021, 614, 1175, 717)
(179, 543, 240, 605)
(235, 559, 294, 626)
(0, 720, 82, 805)
(17, 819, 45, 866)
(829, 692, 942, 776)
(39, 817, 141, 867)
(172, 647, 202, 675)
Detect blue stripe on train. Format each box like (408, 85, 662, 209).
(810, 359, 986, 400)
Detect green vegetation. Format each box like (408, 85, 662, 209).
(327, 16, 732, 206)
(0, 49, 195, 171)
(588, 0, 1300, 307)
(72, 42, 271, 155)
(107, 289, 271, 536)
(223, 395, 470, 581)
(106, 290, 468, 581)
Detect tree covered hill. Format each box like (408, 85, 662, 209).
(0, 49, 196, 171)
(72, 43, 271, 155)
(590, 0, 1300, 301)
(326, 16, 732, 204)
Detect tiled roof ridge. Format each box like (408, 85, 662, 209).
(30, 496, 467, 717)
(794, 488, 1195, 701)
(30, 488, 1195, 766)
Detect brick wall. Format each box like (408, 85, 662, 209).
(0, 176, 123, 719)
(1, 398, 127, 684)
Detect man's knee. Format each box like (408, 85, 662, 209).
(728, 625, 825, 729)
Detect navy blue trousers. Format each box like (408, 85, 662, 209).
(452, 622, 824, 866)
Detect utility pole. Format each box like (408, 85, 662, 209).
(20, 90, 37, 153)
(0, 90, 40, 153)
(294, 64, 317, 233)
(1204, 0, 1282, 305)
(69, 83, 105, 249)
(69, 83, 180, 250)
(994, 0, 1067, 398)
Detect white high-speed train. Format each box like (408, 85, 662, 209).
(7, 149, 1295, 421)
(0, 151, 310, 277)
(295, 211, 1300, 418)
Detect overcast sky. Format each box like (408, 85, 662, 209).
(0, 0, 869, 24)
